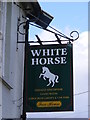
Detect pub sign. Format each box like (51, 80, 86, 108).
(24, 43, 73, 112)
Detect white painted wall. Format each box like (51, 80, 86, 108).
(0, 39, 2, 119)
(0, 1, 3, 119)
(0, 2, 25, 119)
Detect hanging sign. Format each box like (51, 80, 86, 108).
(24, 43, 73, 112)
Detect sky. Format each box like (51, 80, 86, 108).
(27, 2, 88, 118)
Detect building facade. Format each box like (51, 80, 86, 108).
(0, 2, 26, 119)
(0, 1, 53, 119)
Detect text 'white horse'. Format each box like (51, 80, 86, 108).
(39, 66, 59, 87)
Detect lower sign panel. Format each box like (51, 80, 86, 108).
(24, 44, 73, 112)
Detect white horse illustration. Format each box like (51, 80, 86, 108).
(39, 66, 59, 87)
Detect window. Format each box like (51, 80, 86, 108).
(3, 2, 12, 82)
(0, 2, 12, 83)
(0, 1, 2, 77)
(0, 1, 2, 34)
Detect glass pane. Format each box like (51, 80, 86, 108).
(0, 14, 1, 32)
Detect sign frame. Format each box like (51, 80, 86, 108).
(24, 43, 74, 112)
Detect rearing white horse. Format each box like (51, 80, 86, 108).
(39, 66, 59, 87)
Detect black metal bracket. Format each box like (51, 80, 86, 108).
(35, 35, 43, 45)
(15, 2, 79, 46)
(55, 34, 61, 44)
(17, 20, 79, 45)
(21, 114, 26, 119)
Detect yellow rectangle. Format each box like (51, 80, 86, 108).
(37, 101, 62, 108)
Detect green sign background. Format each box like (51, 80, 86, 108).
(24, 44, 73, 112)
